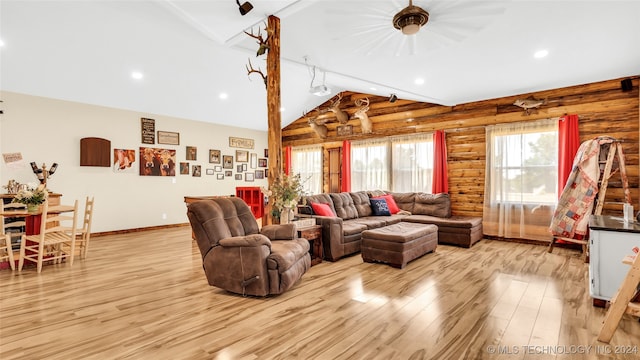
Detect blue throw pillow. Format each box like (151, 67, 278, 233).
(370, 198, 391, 216)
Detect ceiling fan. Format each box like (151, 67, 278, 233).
(325, 0, 507, 56)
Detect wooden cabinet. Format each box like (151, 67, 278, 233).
(235, 187, 264, 219)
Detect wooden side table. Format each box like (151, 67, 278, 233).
(298, 225, 323, 266)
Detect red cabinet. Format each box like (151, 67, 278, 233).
(236, 187, 264, 219)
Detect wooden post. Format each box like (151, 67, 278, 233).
(266, 15, 281, 225)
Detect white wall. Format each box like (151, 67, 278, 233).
(0, 91, 269, 233)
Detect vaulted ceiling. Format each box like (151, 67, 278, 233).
(1, 1, 639, 131)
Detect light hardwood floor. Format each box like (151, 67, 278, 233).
(1, 227, 639, 360)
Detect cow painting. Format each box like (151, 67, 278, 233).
(139, 147, 176, 176)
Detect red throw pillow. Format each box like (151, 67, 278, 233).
(372, 194, 400, 214)
(311, 202, 336, 217)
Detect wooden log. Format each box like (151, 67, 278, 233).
(266, 15, 281, 225)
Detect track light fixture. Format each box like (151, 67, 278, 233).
(389, 94, 398, 103)
(236, 0, 253, 15)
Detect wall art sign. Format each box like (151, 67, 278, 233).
(158, 131, 180, 145)
(141, 118, 155, 144)
(229, 136, 254, 149)
(337, 125, 353, 136)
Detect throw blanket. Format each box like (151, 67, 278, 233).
(549, 138, 608, 238)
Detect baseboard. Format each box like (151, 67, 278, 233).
(91, 223, 190, 237)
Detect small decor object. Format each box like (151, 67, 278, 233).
(261, 173, 306, 223)
(242, 164, 248, 171)
(206, 168, 215, 175)
(258, 158, 267, 167)
(229, 136, 254, 149)
(139, 147, 176, 176)
(245, 173, 254, 182)
(186, 146, 197, 160)
(337, 125, 353, 136)
(209, 149, 221, 163)
(237, 164, 243, 173)
(12, 184, 48, 212)
(216, 173, 224, 180)
(214, 166, 222, 172)
(235, 174, 242, 180)
(192, 165, 201, 177)
(141, 118, 155, 144)
(513, 96, 547, 115)
(370, 198, 391, 216)
(223, 155, 234, 169)
(236, 150, 249, 162)
(264, 149, 268, 157)
(255, 170, 264, 179)
(157, 131, 180, 145)
(225, 170, 232, 177)
(180, 162, 189, 174)
(29, 162, 58, 187)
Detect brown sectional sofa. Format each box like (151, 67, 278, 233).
(303, 191, 483, 261)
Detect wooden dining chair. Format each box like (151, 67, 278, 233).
(69, 196, 94, 259)
(18, 199, 78, 273)
(1, 202, 26, 271)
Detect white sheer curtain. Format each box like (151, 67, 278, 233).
(483, 119, 558, 241)
(391, 133, 434, 193)
(351, 138, 390, 191)
(291, 145, 323, 195)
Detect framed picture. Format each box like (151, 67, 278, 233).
(255, 170, 264, 179)
(225, 170, 232, 177)
(264, 149, 268, 158)
(206, 168, 215, 175)
(250, 153, 257, 169)
(139, 147, 176, 176)
(214, 165, 222, 172)
(242, 163, 247, 171)
(264, 169, 268, 178)
(223, 155, 233, 169)
(237, 164, 243, 173)
(180, 162, 189, 174)
(229, 136, 254, 149)
(113, 149, 136, 173)
(157, 131, 180, 145)
(192, 165, 201, 177)
(186, 146, 197, 160)
(245, 172, 255, 182)
(235, 174, 242, 180)
(209, 149, 221, 164)
(258, 158, 267, 167)
(216, 173, 224, 180)
(141, 118, 155, 144)
(236, 150, 249, 162)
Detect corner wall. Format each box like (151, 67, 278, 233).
(0, 91, 269, 233)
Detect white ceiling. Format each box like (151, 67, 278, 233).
(1, 0, 639, 131)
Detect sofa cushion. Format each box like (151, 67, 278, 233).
(330, 192, 359, 220)
(372, 194, 400, 214)
(403, 214, 481, 229)
(342, 220, 368, 236)
(370, 198, 391, 216)
(305, 193, 337, 215)
(268, 238, 310, 273)
(391, 192, 416, 213)
(351, 216, 388, 230)
(412, 193, 451, 218)
(350, 191, 373, 217)
(311, 202, 335, 217)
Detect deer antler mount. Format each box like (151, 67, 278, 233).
(328, 93, 349, 124)
(353, 97, 372, 134)
(244, 25, 271, 89)
(304, 108, 329, 139)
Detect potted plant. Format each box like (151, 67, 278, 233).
(262, 173, 305, 223)
(12, 184, 49, 212)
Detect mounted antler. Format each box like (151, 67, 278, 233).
(328, 93, 349, 124)
(353, 97, 372, 134)
(304, 109, 328, 139)
(246, 59, 267, 88)
(244, 25, 270, 56)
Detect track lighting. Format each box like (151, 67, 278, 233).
(236, 0, 253, 15)
(389, 94, 398, 103)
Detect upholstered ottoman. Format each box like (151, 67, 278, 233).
(361, 222, 437, 268)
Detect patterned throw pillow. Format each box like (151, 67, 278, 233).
(372, 194, 400, 214)
(370, 198, 391, 216)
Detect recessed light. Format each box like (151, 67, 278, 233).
(414, 78, 425, 85)
(370, 87, 377, 91)
(131, 71, 143, 80)
(534, 49, 548, 58)
(0, 39, 4, 47)
(280, 107, 286, 112)
(219, 93, 228, 100)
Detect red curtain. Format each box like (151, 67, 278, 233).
(432, 130, 449, 194)
(284, 146, 292, 175)
(341, 140, 351, 192)
(558, 114, 579, 196)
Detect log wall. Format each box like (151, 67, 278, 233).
(282, 77, 640, 218)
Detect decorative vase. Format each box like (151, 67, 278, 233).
(280, 206, 293, 224)
(27, 204, 40, 212)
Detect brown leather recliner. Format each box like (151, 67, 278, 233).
(187, 197, 310, 296)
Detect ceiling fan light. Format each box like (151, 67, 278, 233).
(393, 3, 429, 35)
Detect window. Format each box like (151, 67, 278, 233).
(351, 133, 434, 192)
(483, 119, 559, 241)
(290, 145, 322, 195)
